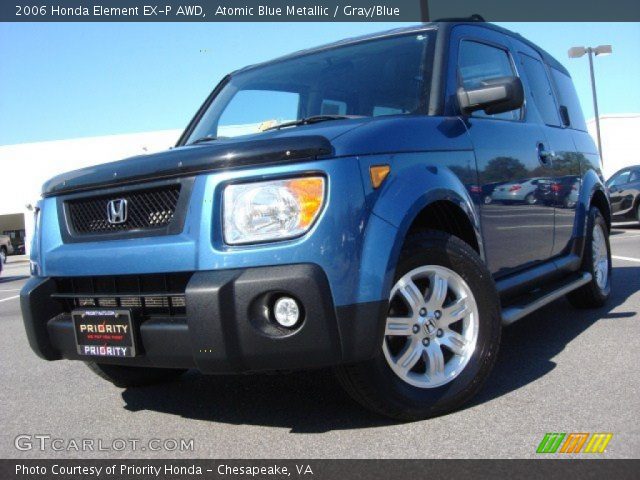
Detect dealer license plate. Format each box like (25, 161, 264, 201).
(72, 309, 136, 357)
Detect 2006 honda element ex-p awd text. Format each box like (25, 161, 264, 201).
(21, 20, 612, 420)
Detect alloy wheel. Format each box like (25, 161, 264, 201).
(382, 265, 479, 388)
(592, 223, 609, 291)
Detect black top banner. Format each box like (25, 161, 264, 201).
(2, 0, 640, 22)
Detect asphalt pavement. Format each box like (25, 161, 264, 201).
(1, 225, 639, 459)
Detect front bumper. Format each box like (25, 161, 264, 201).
(20, 264, 386, 373)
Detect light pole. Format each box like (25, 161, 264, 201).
(568, 45, 612, 163)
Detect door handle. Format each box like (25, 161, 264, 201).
(537, 143, 555, 165)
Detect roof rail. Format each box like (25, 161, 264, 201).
(434, 14, 486, 22)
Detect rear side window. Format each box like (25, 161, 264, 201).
(458, 40, 521, 121)
(520, 54, 561, 127)
(550, 68, 587, 131)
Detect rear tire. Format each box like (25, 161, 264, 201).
(566, 207, 611, 309)
(86, 362, 186, 388)
(335, 231, 501, 421)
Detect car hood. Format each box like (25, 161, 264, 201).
(42, 116, 468, 197)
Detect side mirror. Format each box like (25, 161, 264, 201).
(457, 76, 524, 115)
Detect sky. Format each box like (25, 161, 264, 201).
(0, 22, 639, 145)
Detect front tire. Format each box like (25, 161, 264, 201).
(566, 207, 611, 308)
(335, 231, 501, 420)
(86, 362, 186, 388)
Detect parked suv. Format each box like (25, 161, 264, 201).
(21, 21, 611, 420)
(606, 166, 640, 224)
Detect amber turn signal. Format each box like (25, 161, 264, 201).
(370, 165, 391, 189)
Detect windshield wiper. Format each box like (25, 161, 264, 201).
(189, 135, 227, 145)
(262, 115, 365, 132)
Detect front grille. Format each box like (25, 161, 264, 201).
(52, 273, 191, 317)
(66, 184, 181, 235)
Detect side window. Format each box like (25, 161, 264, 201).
(520, 54, 561, 126)
(458, 40, 521, 121)
(550, 68, 587, 131)
(609, 171, 631, 187)
(630, 170, 640, 183)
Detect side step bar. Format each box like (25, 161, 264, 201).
(501, 272, 592, 326)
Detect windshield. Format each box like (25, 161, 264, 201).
(186, 30, 435, 143)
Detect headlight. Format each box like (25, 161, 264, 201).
(223, 176, 325, 245)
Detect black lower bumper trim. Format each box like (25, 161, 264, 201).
(47, 314, 194, 369)
(20, 264, 387, 373)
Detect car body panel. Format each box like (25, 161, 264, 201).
(356, 148, 483, 300)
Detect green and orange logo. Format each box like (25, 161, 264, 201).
(536, 433, 613, 454)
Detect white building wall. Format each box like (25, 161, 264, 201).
(587, 114, 640, 180)
(0, 129, 181, 254)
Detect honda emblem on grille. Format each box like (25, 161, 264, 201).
(107, 199, 128, 224)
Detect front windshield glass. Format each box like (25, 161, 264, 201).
(186, 30, 435, 143)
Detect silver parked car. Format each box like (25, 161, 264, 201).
(491, 177, 546, 204)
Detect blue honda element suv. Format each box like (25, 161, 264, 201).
(21, 20, 612, 420)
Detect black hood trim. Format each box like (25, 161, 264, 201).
(42, 135, 333, 198)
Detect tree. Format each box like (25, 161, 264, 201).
(481, 157, 528, 183)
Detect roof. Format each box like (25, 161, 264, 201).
(232, 21, 570, 77)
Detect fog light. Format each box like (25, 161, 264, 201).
(273, 297, 301, 328)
